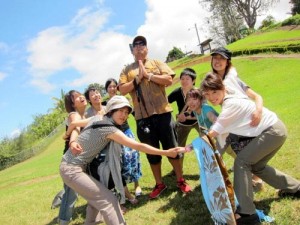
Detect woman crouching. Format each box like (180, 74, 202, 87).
(59, 95, 178, 225)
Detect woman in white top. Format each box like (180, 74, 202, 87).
(211, 47, 264, 190)
(199, 72, 300, 225)
(211, 47, 263, 134)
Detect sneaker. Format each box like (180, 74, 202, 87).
(236, 213, 261, 225)
(149, 183, 167, 199)
(127, 197, 138, 205)
(278, 189, 300, 198)
(177, 178, 192, 193)
(51, 189, 64, 209)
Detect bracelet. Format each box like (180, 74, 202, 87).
(148, 73, 153, 81)
(69, 140, 76, 147)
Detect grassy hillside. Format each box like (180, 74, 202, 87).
(1, 26, 300, 225)
(228, 26, 300, 52)
(168, 25, 300, 71)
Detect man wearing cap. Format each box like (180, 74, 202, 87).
(118, 36, 191, 199)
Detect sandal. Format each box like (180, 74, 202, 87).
(235, 213, 261, 225)
(120, 205, 127, 215)
(135, 186, 142, 197)
(128, 197, 138, 205)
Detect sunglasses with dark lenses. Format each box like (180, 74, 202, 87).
(133, 41, 146, 47)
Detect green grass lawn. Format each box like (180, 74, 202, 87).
(1, 55, 300, 225)
(227, 27, 300, 51)
(1, 25, 300, 225)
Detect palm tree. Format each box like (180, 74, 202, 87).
(51, 89, 66, 114)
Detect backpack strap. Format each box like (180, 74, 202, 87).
(82, 121, 116, 132)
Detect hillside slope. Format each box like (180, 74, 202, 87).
(1, 55, 300, 225)
(1, 24, 300, 225)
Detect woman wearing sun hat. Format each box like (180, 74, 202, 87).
(59, 95, 178, 225)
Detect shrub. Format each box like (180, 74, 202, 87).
(282, 14, 300, 26)
(259, 15, 276, 29)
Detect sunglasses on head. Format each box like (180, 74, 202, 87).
(133, 41, 146, 47)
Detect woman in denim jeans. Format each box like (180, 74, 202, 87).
(58, 90, 87, 225)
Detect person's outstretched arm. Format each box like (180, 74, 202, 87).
(108, 130, 178, 158)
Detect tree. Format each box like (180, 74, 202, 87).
(231, 0, 278, 29)
(166, 47, 185, 62)
(51, 89, 66, 114)
(85, 83, 106, 97)
(200, 0, 245, 44)
(201, 0, 278, 31)
(290, 0, 300, 15)
(258, 15, 276, 29)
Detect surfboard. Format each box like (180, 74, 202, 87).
(192, 136, 236, 225)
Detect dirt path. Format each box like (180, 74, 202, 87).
(172, 53, 300, 70)
(170, 53, 300, 85)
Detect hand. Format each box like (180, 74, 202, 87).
(138, 60, 145, 80)
(177, 113, 186, 122)
(250, 110, 262, 127)
(70, 141, 83, 155)
(165, 147, 180, 158)
(175, 146, 188, 154)
(63, 132, 70, 140)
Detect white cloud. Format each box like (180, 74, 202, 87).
(26, 0, 292, 93)
(10, 129, 21, 139)
(140, 0, 211, 59)
(27, 4, 134, 92)
(256, 1, 292, 28)
(0, 72, 7, 81)
(27, 27, 70, 76)
(27, 0, 210, 93)
(30, 78, 56, 93)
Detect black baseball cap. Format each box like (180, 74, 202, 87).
(211, 47, 232, 60)
(132, 36, 147, 46)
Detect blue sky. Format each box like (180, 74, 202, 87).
(0, 0, 291, 139)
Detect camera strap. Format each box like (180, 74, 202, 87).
(133, 77, 149, 118)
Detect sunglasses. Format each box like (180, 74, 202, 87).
(133, 41, 146, 47)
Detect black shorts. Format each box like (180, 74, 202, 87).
(136, 112, 179, 164)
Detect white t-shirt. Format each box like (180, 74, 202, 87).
(211, 96, 278, 146)
(214, 67, 264, 148)
(223, 67, 249, 97)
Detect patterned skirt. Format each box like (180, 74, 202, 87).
(121, 128, 142, 183)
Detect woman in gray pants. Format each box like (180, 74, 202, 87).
(60, 95, 178, 225)
(181, 73, 300, 225)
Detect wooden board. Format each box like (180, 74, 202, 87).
(192, 136, 236, 225)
